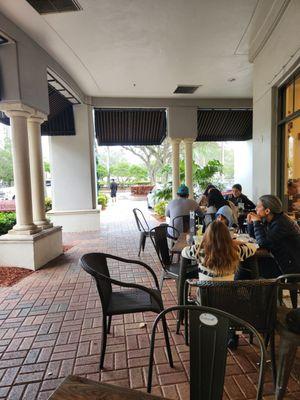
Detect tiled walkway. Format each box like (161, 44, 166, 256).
(0, 193, 300, 399)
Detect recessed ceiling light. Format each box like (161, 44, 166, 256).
(228, 78, 236, 82)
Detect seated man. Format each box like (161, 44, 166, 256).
(247, 194, 300, 277)
(165, 184, 200, 233)
(228, 183, 255, 211)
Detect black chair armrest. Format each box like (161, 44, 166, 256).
(98, 273, 163, 306)
(98, 252, 160, 289)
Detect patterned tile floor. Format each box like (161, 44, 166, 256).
(0, 193, 299, 399)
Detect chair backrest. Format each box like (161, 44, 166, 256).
(172, 214, 190, 233)
(133, 208, 150, 233)
(194, 279, 277, 333)
(80, 253, 112, 313)
(150, 224, 179, 267)
(148, 305, 266, 400)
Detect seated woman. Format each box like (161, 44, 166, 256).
(182, 220, 257, 281)
(182, 220, 257, 349)
(198, 184, 217, 206)
(203, 189, 238, 229)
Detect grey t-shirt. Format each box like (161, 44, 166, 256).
(166, 198, 200, 233)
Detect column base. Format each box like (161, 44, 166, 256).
(34, 220, 53, 230)
(9, 224, 42, 235)
(47, 209, 100, 232)
(0, 226, 63, 270)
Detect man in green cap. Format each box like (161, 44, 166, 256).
(165, 184, 200, 233)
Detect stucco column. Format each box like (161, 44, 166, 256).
(28, 115, 53, 229)
(184, 138, 194, 199)
(4, 110, 41, 234)
(171, 138, 181, 199)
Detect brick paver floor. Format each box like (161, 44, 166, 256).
(0, 193, 300, 399)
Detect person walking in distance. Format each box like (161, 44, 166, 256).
(110, 179, 118, 203)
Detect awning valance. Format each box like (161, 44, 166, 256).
(0, 85, 76, 136)
(94, 108, 167, 146)
(197, 109, 252, 141)
(41, 85, 75, 136)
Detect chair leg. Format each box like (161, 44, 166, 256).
(290, 289, 298, 309)
(264, 333, 270, 350)
(141, 233, 147, 251)
(249, 332, 254, 344)
(184, 309, 189, 346)
(107, 315, 112, 334)
(147, 329, 156, 393)
(138, 232, 145, 257)
(100, 315, 108, 369)
(270, 331, 277, 387)
(275, 337, 297, 400)
(161, 315, 173, 368)
(159, 271, 165, 291)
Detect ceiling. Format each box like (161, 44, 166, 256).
(0, 0, 262, 99)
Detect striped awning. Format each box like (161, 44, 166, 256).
(197, 109, 253, 141)
(41, 85, 75, 136)
(0, 85, 76, 136)
(94, 108, 167, 146)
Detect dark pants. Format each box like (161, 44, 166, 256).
(234, 255, 259, 280)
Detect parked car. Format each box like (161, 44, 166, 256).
(147, 184, 162, 209)
(0, 187, 15, 200)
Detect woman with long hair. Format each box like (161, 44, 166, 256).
(182, 220, 257, 281)
(182, 220, 257, 349)
(204, 188, 238, 229)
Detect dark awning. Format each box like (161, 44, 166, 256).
(197, 109, 252, 141)
(0, 111, 9, 126)
(94, 108, 167, 146)
(41, 85, 75, 136)
(0, 85, 76, 136)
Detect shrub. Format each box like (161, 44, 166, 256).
(154, 183, 172, 202)
(98, 193, 108, 209)
(0, 212, 16, 235)
(45, 197, 52, 212)
(154, 200, 168, 217)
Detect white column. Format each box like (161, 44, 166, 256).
(4, 110, 41, 234)
(27, 115, 53, 229)
(184, 138, 194, 199)
(171, 138, 181, 199)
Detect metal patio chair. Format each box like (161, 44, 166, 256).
(150, 224, 198, 290)
(80, 252, 173, 370)
(273, 274, 300, 399)
(185, 278, 278, 383)
(147, 305, 267, 400)
(133, 208, 151, 256)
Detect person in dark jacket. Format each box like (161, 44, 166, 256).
(228, 183, 256, 211)
(247, 194, 300, 277)
(110, 179, 118, 203)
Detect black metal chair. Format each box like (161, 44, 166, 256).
(150, 224, 198, 290)
(185, 279, 278, 382)
(172, 214, 190, 233)
(80, 252, 173, 370)
(133, 208, 151, 256)
(273, 274, 300, 399)
(147, 305, 267, 400)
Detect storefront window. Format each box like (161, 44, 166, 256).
(284, 116, 300, 215)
